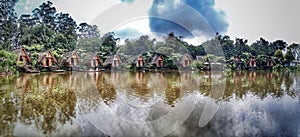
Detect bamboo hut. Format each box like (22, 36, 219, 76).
(266, 56, 275, 69)
(133, 55, 145, 68)
(103, 55, 122, 69)
(86, 53, 103, 71)
(151, 54, 164, 68)
(247, 56, 258, 69)
(58, 51, 80, 70)
(233, 56, 243, 70)
(38, 50, 58, 69)
(15, 48, 31, 67)
(14, 48, 40, 73)
(180, 53, 192, 68)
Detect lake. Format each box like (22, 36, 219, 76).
(0, 71, 299, 137)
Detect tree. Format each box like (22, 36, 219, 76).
(0, 0, 19, 51)
(0, 50, 17, 73)
(274, 49, 284, 63)
(100, 32, 120, 57)
(32, 1, 57, 27)
(284, 49, 295, 63)
(54, 13, 77, 51)
(251, 37, 272, 55)
(271, 40, 287, 51)
(287, 43, 300, 61)
(77, 22, 100, 39)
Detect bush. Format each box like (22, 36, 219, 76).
(0, 50, 17, 73)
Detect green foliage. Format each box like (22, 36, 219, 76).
(284, 49, 295, 62)
(191, 61, 203, 70)
(0, 50, 17, 73)
(274, 50, 284, 61)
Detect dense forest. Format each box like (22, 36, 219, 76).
(1, 0, 300, 74)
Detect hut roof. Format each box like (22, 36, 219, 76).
(196, 56, 205, 61)
(82, 53, 103, 64)
(180, 54, 192, 63)
(151, 54, 164, 64)
(103, 55, 122, 66)
(133, 54, 145, 63)
(38, 50, 57, 63)
(58, 50, 80, 63)
(14, 48, 31, 62)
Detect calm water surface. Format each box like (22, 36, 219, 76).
(0, 71, 299, 137)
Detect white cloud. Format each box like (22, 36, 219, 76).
(54, 0, 120, 24)
(215, 0, 300, 44)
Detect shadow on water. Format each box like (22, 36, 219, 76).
(0, 71, 299, 136)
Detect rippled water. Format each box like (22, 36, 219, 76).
(0, 71, 299, 137)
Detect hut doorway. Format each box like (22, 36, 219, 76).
(46, 58, 50, 67)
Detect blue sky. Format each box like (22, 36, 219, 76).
(15, 0, 300, 45)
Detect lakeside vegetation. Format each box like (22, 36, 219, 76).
(1, 1, 300, 74)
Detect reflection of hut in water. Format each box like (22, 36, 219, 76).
(180, 53, 192, 68)
(38, 50, 58, 70)
(151, 54, 164, 68)
(58, 51, 80, 71)
(103, 55, 122, 69)
(20, 74, 76, 134)
(203, 58, 211, 71)
(181, 72, 197, 92)
(165, 82, 181, 107)
(130, 72, 151, 96)
(266, 56, 275, 69)
(133, 55, 145, 68)
(97, 73, 117, 105)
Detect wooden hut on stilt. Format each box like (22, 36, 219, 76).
(37, 50, 58, 71)
(180, 53, 192, 69)
(247, 56, 258, 70)
(266, 56, 275, 70)
(103, 55, 123, 70)
(233, 56, 243, 70)
(14, 48, 39, 73)
(58, 51, 80, 71)
(151, 54, 164, 69)
(133, 54, 145, 69)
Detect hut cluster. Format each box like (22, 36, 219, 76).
(15, 48, 195, 73)
(15, 48, 283, 73)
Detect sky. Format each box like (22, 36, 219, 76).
(15, 0, 300, 45)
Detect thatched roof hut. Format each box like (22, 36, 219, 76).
(38, 50, 57, 68)
(133, 54, 145, 67)
(247, 56, 257, 68)
(14, 48, 31, 66)
(103, 55, 122, 68)
(266, 56, 275, 67)
(58, 50, 80, 68)
(180, 53, 192, 67)
(151, 54, 164, 67)
(80, 53, 103, 71)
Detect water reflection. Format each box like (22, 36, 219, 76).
(0, 71, 299, 136)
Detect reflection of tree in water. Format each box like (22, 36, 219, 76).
(75, 72, 102, 113)
(97, 73, 116, 105)
(163, 72, 181, 107)
(0, 76, 18, 136)
(198, 71, 212, 96)
(223, 71, 296, 100)
(129, 72, 151, 97)
(18, 73, 76, 134)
